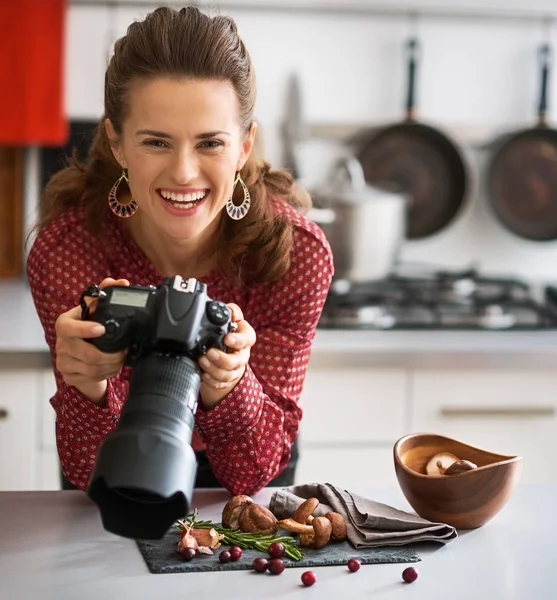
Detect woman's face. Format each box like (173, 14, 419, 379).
(106, 77, 256, 244)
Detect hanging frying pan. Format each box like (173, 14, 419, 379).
(488, 44, 557, 241)
(355, 38, 469, 240)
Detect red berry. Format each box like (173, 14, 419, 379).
(268, 558, 285, 575)
(268, 542, 285, 559)
(229, 545, 242, 561)
(301, 571, 317, 587)
(347, 558, 361, 572)
(178, 547, 196, 561)
(402, 567, 419, 583)
(219, 550, 232, 563)
(252, 557, 269, 572)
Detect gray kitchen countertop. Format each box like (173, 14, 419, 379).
(0, 484, 555, 600)
(1, 278, 557, 361)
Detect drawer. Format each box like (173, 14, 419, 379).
(411, 370, 557, 483)
(0, 369, 38, 490)
(299, 368, 407, 444)
(295, 445, 398, 489)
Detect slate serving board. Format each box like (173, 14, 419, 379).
(136, 527, 420, 574)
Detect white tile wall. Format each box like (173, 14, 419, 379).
(52, 2, 557, 282)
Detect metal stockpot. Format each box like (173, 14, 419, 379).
(310, 156, 407, 282)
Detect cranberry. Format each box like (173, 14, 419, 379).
(229, 545, 242, 561)
(268, 558, 285, 575)
(178, 547, 196, 561)
(301, 571, 317, 587)
(402, 567, 419, 583)
(267, 542, 285, 559)
(347, 558, 361, 572)
(252, 557, 269, 572)
(219, 550, 232, 563)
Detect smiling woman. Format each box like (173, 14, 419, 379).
(26, 6, 333, 496)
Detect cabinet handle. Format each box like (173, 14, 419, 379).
(0, 408, 8, 420)
(440, 407, 555, 418)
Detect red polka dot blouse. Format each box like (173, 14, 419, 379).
(26, 198, 334, 495)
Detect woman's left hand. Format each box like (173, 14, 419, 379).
(198, 303, 256, 410)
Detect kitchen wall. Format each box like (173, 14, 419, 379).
(25, 1, 557, 283)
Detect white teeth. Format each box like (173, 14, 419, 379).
(160, 190, 206, 202)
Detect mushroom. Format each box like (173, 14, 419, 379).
(444, 459, 478, 475)
(311, 517, 332, 549)
(238, 503, 279, 535)
(278, 516, 332, 549)
(299, 531, 315, 547)
(325, 512, 347, 541)
(292, 498, 320, 524)
(221, 495, 253, 529)
(278, 518, 314, 535)
(425, 452, 460, 475)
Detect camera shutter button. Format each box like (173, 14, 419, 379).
(206, 301, 230, 326)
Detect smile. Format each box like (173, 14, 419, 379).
(158, 189, 208, 210)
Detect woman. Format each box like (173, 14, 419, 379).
(27, 6, 333, 495)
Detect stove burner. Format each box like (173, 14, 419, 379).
(319, 268, 557, 330)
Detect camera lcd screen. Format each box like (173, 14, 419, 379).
(110, 289, 150, 308)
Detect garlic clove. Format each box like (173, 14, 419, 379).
(425, 452, 460, 475)
(180, 534, 199, 550)
(188, 527, 223, 548)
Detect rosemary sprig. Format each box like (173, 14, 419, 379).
(175, 511, 304, 561)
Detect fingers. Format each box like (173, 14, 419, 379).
(56, 306, 106, 339)
(199, 347, 249, 385)
(99, 277, 130, 289)
(226, 303, 244, 323)
(54, 277, 130, 389)
(57, 351, 124, 382)
(224, 313, 256, 350)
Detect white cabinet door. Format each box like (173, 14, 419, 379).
(0, 369, 39, 490)
(38, 449, 62, 491)
(411, 370, 557, 483)
(299, 367, 407, 444)
(37, 369, 60, 490)
(295, 446, 398, 488)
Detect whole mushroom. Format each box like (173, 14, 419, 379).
(238, 503, 279, 535)
(221, 495, 253, 529)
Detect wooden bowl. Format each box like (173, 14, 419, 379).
(393, 433, 522, 529)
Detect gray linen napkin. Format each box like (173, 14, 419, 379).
(268, 483, 457, 548)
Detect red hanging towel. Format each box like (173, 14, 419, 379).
(0, 0, 68, 146)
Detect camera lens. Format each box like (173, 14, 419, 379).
(87, 353, 199, 540)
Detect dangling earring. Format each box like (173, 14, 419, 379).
(226, 172, 251, 220)
(108, 168, 138, 218)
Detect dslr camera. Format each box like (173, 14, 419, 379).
(80, 276, 234, 540)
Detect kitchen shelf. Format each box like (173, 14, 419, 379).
(71, 1, 557, 22)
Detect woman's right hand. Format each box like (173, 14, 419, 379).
(54, 278, 130, 405)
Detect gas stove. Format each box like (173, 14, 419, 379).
(319, 267, 557, 330)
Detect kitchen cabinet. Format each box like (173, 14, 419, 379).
(37, 370, 60, 490)
(298, 367, 407, 444)
(296, 365, 406, 486)
(0, 368, 39, 490)
(2, 351, 557, 491)
(296, 446, 398, 488)
(411, 370, 557, 484)
(0, 367, 58, 491)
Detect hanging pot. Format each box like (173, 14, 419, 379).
(487, 43, 557, 241)
(309, 155, 407, 282)
(354, 37, 469, 239)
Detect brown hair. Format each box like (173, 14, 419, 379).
(34, 6, 311, 285)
